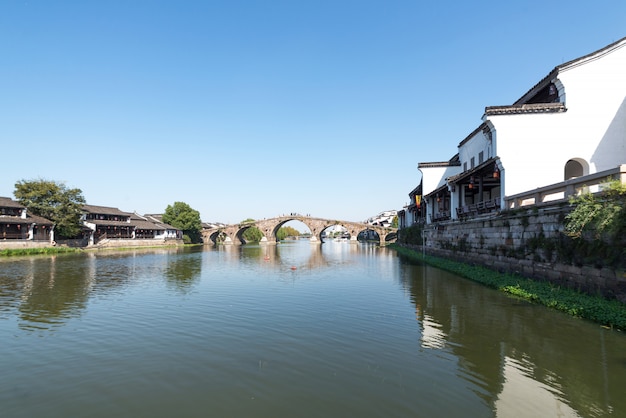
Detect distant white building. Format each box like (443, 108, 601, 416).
(365, 210, 397, 227)
(400, 36, 626, 226)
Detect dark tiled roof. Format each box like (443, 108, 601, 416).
(423, 183, 450, 199)
(514, 36, 626, 106)
(418, 154, 461, 169)
(457, 123, 488, 148)
(83, 204, 132, 216)
(484, 103, 566, 116)
(131, 218, 165, 230)
(84, 219, 133, 227)
(144, 215, 179, 230)
(130, 213, 165, 231)
(557, 36, 626, 71)
(409, 183, 422, 196)
(447, 157, 499, 183)
(0, 215, 27, 224)
(28, 214, 54, 225)
(0, 214, 53, 225)
(0, 197, 25, 209)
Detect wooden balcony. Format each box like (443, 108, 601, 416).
(456, 197, 501, 220)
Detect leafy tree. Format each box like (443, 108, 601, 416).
(163, 201, 203, 244)
(14, 179, 86, 238)
(276, 226, 301, 241)
(240, 219, 263, 243)
(242, 226, 263, 243)
(391, 215, 399, 228)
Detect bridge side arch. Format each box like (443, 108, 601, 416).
(202, 216, 397, 246)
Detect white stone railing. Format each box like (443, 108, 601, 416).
(504, 164, 626, 209)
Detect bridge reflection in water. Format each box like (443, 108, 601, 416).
(211, 238, 390, 273)
(202, 215, 397, 246)
(2, 243, 625, 417)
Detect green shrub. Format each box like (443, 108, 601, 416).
(0, 247, 80, 257)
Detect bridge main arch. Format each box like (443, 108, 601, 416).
(201, 216, 397, 246)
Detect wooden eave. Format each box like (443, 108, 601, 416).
(424, 183, 449, 200)
(447, 157, 499, 184)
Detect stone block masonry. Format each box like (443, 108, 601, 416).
(416, 205, 626, 303)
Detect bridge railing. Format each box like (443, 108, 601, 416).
(504, 165, 626, 210)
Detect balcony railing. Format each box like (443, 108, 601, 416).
(1, 232, 27, 240)
(456, 197, 501, 219)
(431, 210, 451, 222)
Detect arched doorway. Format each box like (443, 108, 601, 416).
(564, 159, 588, 180)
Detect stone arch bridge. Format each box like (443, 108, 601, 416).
(202, 215, 397, 246)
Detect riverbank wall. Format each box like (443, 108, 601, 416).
(403, 204, 626, 303)
(92, 238, 184, 248)
(0, 238, 184, 250)
(0, 241, 56, 250)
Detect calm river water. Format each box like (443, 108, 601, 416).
(1, 241, 625, 417)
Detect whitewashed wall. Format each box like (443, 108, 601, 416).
(487, 41, 626, 197)
(457, 128, 493, 170)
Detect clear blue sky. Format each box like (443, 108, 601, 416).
(1, 1, 625, 224)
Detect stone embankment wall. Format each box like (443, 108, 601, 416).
(0, 241, 54, 250)
(0, 238, 184, 250)
(93, 238, 184, 248)
(410, 205, 626, 303)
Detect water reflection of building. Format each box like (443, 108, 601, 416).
(16, 256, 91, 330)
(1, 247, 202, 330)
(418, 310, 447, 349)
(496, 356, 579, 418)
(401, 262, 624, 417)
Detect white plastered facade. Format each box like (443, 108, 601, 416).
(487, 38, 626, 197)
(411, 36, 626, 225)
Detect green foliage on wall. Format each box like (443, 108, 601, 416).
(562, 180, 626, 268)
(397, 224, 423, 245)
(565, 180, 626, 240)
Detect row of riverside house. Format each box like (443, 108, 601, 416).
(0, 198, 182, 248)
(398, 36, 626, 228)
